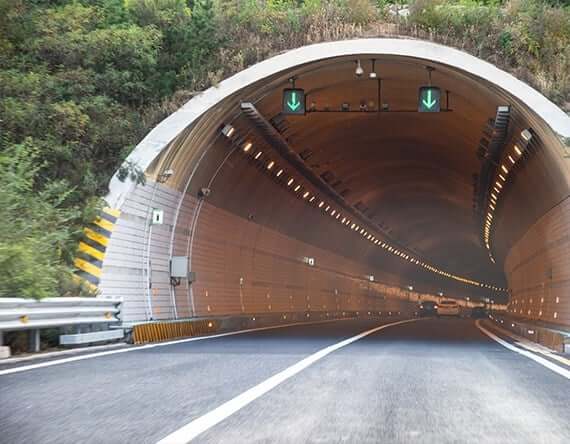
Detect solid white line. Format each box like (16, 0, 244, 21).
(156, 318, 419, 444)
(0, 317, 367, 377)
(476, 320, 570, 380)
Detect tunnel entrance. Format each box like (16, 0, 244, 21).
(87, 39, 570, 326)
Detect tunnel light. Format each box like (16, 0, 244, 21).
(342, 217, 347, 223)
(243, 141, 253, 152)
(287, 178, 294, 186)
(267, 160, 275, 170)
(508, 155, 515, 164)
(336, 213, 341, 219)
(276, 169, 283, 177)
(369, 59, 378, 79)
(489, 203, 495, 210)
(309, 196, 315, 203)
(294, 184, 301, 192)
(255, 151, 262, 159)
(498, 174, 506, 182)
(514, 144, 522, 156)
(493, 187, 500, 194)
(360, 228, 365, 234)
(501, 164, 509, 174)
(491, 193, 497, 201)
(222, 124, 235, 138)
(521, 129, 532, 142)
(318, 201, 324, 208)
(494, 181, 503, 189)
(303, 191, 310, 199)
(331, 209, 336, 216)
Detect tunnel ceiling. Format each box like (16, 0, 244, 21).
(241, 56, 510, 284)
(136, 41, 570, 301)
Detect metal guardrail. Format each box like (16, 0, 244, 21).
(0, 298, 122, 332)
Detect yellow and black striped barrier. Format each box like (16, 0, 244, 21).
(132, 319, 220, 344)
(74, 207, 121, 293)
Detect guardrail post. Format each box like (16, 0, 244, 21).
(28, 329, 40, 353)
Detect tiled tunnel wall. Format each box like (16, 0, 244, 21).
(505, 196, 570, 326)
(100, 181, 426, 322)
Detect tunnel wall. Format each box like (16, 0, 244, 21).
(100, 180, 427, 322)
(505, 196, 570, 326)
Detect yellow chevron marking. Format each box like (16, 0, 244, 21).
(74, 257, 102, 278)
(84, 227, 109, 247)
(78, 241, 105, 261)
(103, 207, 121, 218)
(94, 216, 114, 232)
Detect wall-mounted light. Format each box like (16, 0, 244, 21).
(221, 124, 235, 138)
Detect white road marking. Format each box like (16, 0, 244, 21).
(515, 341, 570, 367)
(476, 320, 570, 380)
(156, 318, 419, 444)
(0, 317, 373, 376)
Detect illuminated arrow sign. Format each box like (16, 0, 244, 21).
(418, 86, 441, 112)
(283, 88, 305, 115)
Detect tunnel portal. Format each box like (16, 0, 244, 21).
(84, 39, 570, 326)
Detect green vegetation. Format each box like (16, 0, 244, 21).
(0, 0, 568, 298)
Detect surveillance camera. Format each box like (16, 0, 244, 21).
(355, 60, 364, 77)
(198, 187, 211, 198)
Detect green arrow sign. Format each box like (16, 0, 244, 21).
(283, 88, 305, 115)
(418, 86, 441, 112)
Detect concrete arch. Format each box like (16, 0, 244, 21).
(94, 39, 570, 326)
(106, 38, 570, 207)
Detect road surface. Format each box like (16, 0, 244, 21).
(1, 318, 569, 443)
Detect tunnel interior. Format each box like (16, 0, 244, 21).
(97, 41, 570, 326)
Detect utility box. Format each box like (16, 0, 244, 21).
(170, 256, 188, 278)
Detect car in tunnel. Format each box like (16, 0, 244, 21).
(470, 306, 488, 318)
(418, 301, 438, 317)
(437, 300, 460, 317)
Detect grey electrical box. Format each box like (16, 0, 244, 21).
(170, 256, 188, 278)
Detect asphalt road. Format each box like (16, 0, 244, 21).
(1, 318, 569, 444)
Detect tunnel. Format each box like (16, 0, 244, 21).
(84, 38, 570, 326)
